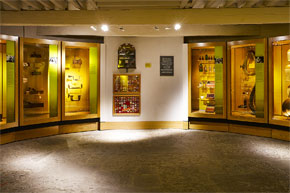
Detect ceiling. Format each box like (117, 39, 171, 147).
(0, 0, 289, 11)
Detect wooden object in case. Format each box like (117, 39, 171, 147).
(19, 38, 61, 126)
(62, 41, 100, 121)
(188, 42, 226, 119)
(227, 38, 268, 123)
(0, 35, 19, 130)
(269, 35, 290, 127)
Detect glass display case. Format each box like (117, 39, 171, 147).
(62, 41, 100, 120)
(20, 38, 61, 126)
(269, 35, 290, 127)
(113, 74, 141, 115)
(188, 42, 226, 118)
(227, 39, 267, 123)
(0, 35, 18, 130)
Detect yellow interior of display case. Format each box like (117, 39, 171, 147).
(273, 40, 290, 120)
(23, 43, 49, 120)
(191, 47, 215, 114)
(65, 47, 90, 116)
(231, 44, 257, 118)
(0, 41, 7, 125)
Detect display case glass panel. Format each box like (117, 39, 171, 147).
(0, 35, 18, 130)
(62, 42, 100, 120)
(20, 38, 60, 125)
(228, 39, 267, 122)
(188, 42, 226, 118)
(269, 36, 290, 126)
(113, 74, 141, 115)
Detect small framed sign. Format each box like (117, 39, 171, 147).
(160, 56, 174, 76)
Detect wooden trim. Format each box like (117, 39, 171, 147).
(227, 38, 268, 123)
(228, 124, 271, 138)
(189, 121, 228, 132)
(188, 41, 227, 119)
(268, 35, 290, 127)
(100, 121, 184, 130)
(61, 41, 101, 121)
(15, 126, 59, 141)
(19, 37, 61, 126)
(59, 122, 98, 134)
(272, 129, 290, 141)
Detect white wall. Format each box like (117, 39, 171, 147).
(101, 37, 188, 122)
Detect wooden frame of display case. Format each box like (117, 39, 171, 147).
(269, 35, 290, 127)
(0, 35, 19, 130)
(227, 38, 268, 123)
(19, 38, 61, 126)
(113, 74, 141, 116)
(188, 42, 227, 119)
(62, 41, 100, 121)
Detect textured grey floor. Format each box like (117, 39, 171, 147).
(0, 129, 289, 193)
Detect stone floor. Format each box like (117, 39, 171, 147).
(0, 129, 289, 193)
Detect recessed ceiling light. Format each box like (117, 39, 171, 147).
(165, 27, 171, 30)
(90, 26, 97, 31)
(101, 24, 109, 32)
(174, 23, 181, 31)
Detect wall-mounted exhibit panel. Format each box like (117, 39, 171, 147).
(188, 42, 226, 118)
(113, 74, 141, 115)
(62, 41, 100, 121)
(20, 38, 61, 126)
(269, 35, 290, 127)
(227, 39, 268, 123)
(0, 35, 18, 130)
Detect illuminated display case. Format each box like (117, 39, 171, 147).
(0, 35, 18, 130)
(113, 74, 141, 115)
(269, 35, 290, 127)
(188, 42, 226, 118)
(62, 41, 100, 120)
(227, 39, 267, 123)
(20, 38, 61, 126)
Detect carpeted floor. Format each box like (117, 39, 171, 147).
(0, 129, 289, 192)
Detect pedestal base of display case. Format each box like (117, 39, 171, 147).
(0, 132, 15, 145)
(59, 122, 99, 134)
(189, 119, 290, 141)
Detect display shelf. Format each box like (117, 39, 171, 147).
(188, 42, 226, 119)
(20, 38, 61, 126)
(113, 74, 141, 116)
(269, 35, 290, 127)
(227, 38, 268, 123)
(62, 41, 100, 121)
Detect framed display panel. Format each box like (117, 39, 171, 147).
(62, 41, 100, 121)
(0, 35, 18, 130)
(188, 42, 226, 119)
(269, 35, 290, 127)
(20, 38, 61, 126)
(113, 74, 141, 95)
(113, 74, 141, 116)
(227, 39, 268, 123)
(113, 95, 140, 115)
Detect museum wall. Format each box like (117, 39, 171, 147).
(100, 37, 188, 122)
